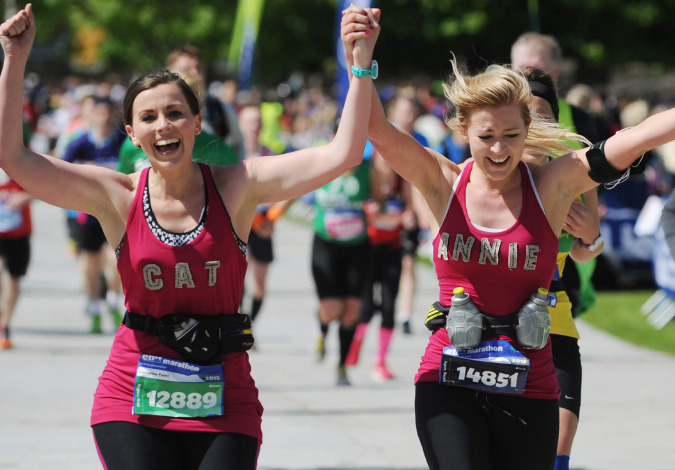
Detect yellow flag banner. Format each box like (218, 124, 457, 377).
(228, 0, 266, 89)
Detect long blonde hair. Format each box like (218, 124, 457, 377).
(442, 55, 589, 156)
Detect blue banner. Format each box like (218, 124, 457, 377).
(335, 0, 374, 112)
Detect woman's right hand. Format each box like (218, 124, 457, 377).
(341, 5, 380, 69)
(0, 4, 35, 62)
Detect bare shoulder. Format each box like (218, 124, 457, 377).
(207, 161, 253, 207)
(531, 151, 594, 218)
(106, 170, 141, 217)
(531, 158, 563, 199)
(209, 161, 247, 186)
(537, 150, 592, 197)
(420, 149, 461, 220)
(436, 151, 462, 191)
(111, 169, 142, 199)
(125, 170, 142, 190)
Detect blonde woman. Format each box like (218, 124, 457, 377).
(342, 6, 675, 469)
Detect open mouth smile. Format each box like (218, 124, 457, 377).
(488, 155, 509, 165)
(154, 138, 180, 154)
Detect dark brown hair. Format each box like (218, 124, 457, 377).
(123, 70, 201, 127)
(520, 66, 560, 121)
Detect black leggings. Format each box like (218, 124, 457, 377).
(359, 244, 402, 329)
(550, 334, 582, 417)
(92, 422, 259, 470)
(415, 382, 559, 470)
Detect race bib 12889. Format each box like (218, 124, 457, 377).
(133, 354, 224, 418)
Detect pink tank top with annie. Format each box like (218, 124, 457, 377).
(91, 163, 263, 439)
(415, 161, 560, 399)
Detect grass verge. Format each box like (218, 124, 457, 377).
(285, 209, 675, 356)
(580, 290, 675, 356)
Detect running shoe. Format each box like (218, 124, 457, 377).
(90, 315, 103, 334)
(110, 307, 123, 328)
(402, 319, 412, 335)
(337, 365, 351, 386)
(344, 337, 362, 367)
(372, 360, 395, 382)
(315, 334, 326, 362)
(0, 338, 12, 350)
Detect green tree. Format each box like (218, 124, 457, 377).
(16, 0, 675, 91)
(25, 0, 237, 76)
(79, 0, 236, 72)
(255, 0, 335, 85)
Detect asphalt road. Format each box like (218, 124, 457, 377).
(1, 200, 673, 470)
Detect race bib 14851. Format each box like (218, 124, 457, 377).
(440, 340, 530, 394)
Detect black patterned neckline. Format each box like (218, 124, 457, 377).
(115, 167, 248, 258)
(142, 176, 208, 247)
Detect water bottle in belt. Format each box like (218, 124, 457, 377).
(446, 287, 483, 350)
(515, 287, 551, 350)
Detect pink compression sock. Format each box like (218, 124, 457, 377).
(353, 323, 368, 342)
(377, 327, 394, 363)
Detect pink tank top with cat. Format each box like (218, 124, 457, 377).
(91, 163, 262, 439)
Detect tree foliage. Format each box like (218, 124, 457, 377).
(15, 0, 675, 93)
(25, 0, 237, 78)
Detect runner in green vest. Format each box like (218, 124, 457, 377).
(312, 160, 372, 386)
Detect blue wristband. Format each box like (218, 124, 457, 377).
(351, 60, 378, 79)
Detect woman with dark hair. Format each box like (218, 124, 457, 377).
(520, 66, 603, 470)
(0, 5, 380, 469)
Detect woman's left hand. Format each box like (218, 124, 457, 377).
(563, 199, 598, 242)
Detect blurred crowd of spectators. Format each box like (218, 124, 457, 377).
(21, 68, 675, 184)
(19, 65, 675, 290)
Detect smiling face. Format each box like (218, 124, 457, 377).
(125, 83, 202, 167)
(463, 104, 529, 183)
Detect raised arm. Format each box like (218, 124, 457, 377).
(547, 105, 675, 201)
(0, 5, 130, 224)
(340, 5, 459, 220)
(233, 9, 380, 210)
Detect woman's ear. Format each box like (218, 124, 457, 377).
(126, 125, 140, 147)
(195, 114, 203, 135)
(460, 127, 469, 143)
